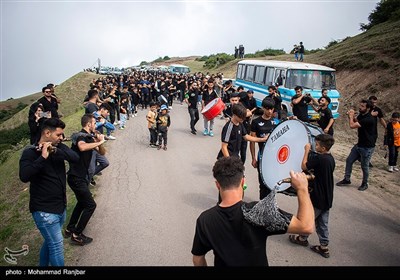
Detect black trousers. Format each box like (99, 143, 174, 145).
(188, 108, 199, 131)
(67, 175, 96, 235)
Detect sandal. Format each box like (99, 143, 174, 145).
(289, 235, 309, 247)
(310, 245, 330, 258)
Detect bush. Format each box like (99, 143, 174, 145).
(196, 56, 209, 61)
(0, 102, 27, 124)
(254, 48, 286, 57)
(360, 0, 400, 31)
(203, 53, 235, 69)
(325, 40, 339, 49)
(0, 123, 30, 146)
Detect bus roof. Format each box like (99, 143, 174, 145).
(169, 64, 190, 68)
(238, 60, 335, 72)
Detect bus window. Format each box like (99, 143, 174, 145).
(286, 69, 336, 90)
(274, 69, 286, 86)
(265, 67, 274, 86)
(254, 66, 265, 84)
(237, 64, 245, 79)
(245, 65, 255, 81)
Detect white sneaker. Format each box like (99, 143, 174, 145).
(394, 166, 399, 172)
(388, 166, 394, 172)
(106, 135, 116, 140)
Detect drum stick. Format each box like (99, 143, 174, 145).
(276, 174, 315, 185)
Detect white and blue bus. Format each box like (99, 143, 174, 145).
(235, 60, 340, 120)
(168, 64, 191, 74)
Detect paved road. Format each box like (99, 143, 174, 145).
(71, 101, 400, 266)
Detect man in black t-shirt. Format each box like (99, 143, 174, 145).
(38, 86, 59, 119)
(185, 82, 200, 134)
(217, 104, 266, 160)
(66, 114, 106, 245)
(289, 134, 335, 259)
(250, 97, 279, 199)
(312, 96, 334, 136)
(191, 157, 314, 266)
(337, 99, 376, 191)
(291, 86, 311, 122)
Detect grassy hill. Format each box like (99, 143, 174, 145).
(0, 19, 399, 266)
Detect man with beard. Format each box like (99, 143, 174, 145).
(336, 99, 376, 191)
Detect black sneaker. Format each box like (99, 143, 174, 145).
(71, 233, 93, 246)
(191, 130, 196, 135)
(64, 229, 72, 238)
(336, 179, 351, 186)
(90, 178, 96, 187)
(358, 183, 368, 191)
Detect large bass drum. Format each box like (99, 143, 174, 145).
(259, 119, 323, 191)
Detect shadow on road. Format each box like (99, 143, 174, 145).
(182, 192, 216, 210)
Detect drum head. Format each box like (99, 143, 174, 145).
(260, 120, 310, 191)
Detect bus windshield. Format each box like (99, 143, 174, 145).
(175, 67, 190, 73)
(286, 69, 336, 90)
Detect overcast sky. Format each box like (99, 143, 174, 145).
(1, 0, 379, 101)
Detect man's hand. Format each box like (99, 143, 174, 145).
(39, 142, 53, 159)
(289, 170, 308, 193)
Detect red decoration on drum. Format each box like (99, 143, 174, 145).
(277, 145, 290, 164)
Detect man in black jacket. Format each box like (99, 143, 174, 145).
(19, 118, 79, 266)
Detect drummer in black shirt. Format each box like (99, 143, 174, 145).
(250, 97, 279, 199)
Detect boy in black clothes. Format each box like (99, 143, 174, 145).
(157, 104, 171, 151)
(289, 134, 335, 258)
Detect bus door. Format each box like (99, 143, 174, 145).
(274, 68, 286, 86)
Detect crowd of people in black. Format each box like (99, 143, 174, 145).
(19, 65, 398, 266)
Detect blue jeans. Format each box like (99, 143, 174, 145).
(88, 150, 109, 181)
(32, 210, 66, 266)
(301, 208, 330, 246)
(345, 145, 375, 185)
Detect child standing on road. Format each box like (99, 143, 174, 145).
(289, 134, 335, 258)
(119, 96, 128, 129)
(157, 105, 171, 151)
(146, 102, 158, 148)
(385, 112, 400, 172)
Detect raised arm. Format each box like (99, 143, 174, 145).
(287, 171, 314, 235)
